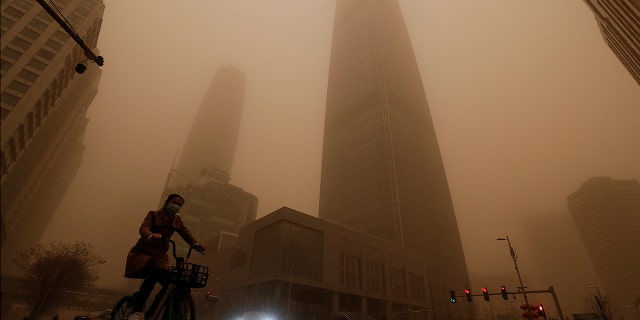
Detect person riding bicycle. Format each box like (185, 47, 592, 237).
(124, 193, 206, 320)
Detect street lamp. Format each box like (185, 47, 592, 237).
(497, 236, 532, 319)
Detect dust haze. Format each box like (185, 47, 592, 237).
(41, 0, 639, 300)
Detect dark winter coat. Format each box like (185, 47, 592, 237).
(124, 210, 198, 278)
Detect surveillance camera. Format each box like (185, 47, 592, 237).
(75, 63, 87, 74)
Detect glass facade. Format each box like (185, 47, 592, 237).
(250, 220, 323, 282)
(319, 0, 470, 314)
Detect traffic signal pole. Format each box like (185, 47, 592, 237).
(450, 286, 565, 320)
(498, 236, 532, 319)
(524, 286, 565, 320)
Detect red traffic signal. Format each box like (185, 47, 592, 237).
(482, 287, 490, 301)
(536, 304, 546, 317)
(500, 285, 508, 300)
(464, 289, 472, 302)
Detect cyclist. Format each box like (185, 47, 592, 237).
(123, 193, 206, 320)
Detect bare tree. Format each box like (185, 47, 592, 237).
(582, 294, 614, 320)
(12, 241, 105, 320)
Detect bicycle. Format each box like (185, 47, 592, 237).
(112, 239, 209, 320)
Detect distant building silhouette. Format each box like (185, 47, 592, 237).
(523, 211, 598, 317)
(160, 64, 257, 241)
(1, 0, 104, 273)
(567, 177, 640, 320)
(582, 0, 640, 86)
(319, 1, 470, 317)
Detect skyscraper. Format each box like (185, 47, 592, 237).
(161, 64, 257, 241)
(582, 0, 640, 86)
(319, 1, 470, 317)
(1, 0, 104, 272)
(567, 177, 640, 320)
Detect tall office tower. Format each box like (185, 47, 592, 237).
(567, 177, 640, 320)
(161, 64, 257, 241)
(524, 212, 598, 316)
(583, 0, 640, 86)
(1, 0, 104, 272)
(176, 64, 246, 182)
(319, 1, 470, 318)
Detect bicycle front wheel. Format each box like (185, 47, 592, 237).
(163, 292, 196, 320)
(112, 294, 136, 320)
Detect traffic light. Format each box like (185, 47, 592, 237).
(500, 285, 508, 300)
(482, 287, 490, 301)
(464, 289, 472, 302)
(536, 304, 546, 318)
(449, 290, 457, 303)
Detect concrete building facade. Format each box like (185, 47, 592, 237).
(583, 0, 640, 86)
(567, 177, 640, 320)
(1, 0, 104, 271)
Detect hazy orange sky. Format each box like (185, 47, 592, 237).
(42, 0, 639, 292)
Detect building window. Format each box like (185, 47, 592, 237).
(9, 80, 29, 94)
(407, 272, 425, 301)
(1, 150, 8, 178)
(36, 48, 55, 61)
(389, 267, 405, 298)
(5, 137, 17, 163)
(250, 220, 323, 281)
(2, 46, 22, 61)
(19, 27, 40, 40)
(19, 69, 38, 82)
(3, 7, 25, 20)
(16, 125, 25, 151)
(34, 101, 42, 127)
(1, 91, 20, 107)
(365, 260, 385, 293)
(10, 36, 31, 50)
(45, 38, 64, 51)
(26, 112, 34, 139)
(29, 18, 48, 32)
(27, 58, 47, 71)
(339, 252, 361, 289)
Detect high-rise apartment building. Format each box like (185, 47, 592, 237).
(161, 64, 257, 241)
(583, 0, 640, 86)
(1, 0, 104, 271)
(319, 1, 470, 318)
(567, 177, 640, 320)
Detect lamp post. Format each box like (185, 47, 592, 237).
(286, 261, 294, 320)
(497, 236, 532, 319)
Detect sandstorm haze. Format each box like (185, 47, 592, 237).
(41, 0, 639, 298)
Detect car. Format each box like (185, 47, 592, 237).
(330, 312, 377, 320)
(73, 310, 111, 320)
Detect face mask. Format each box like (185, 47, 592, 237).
(165, 203, 181, 215)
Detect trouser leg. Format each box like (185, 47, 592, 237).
(133, 278, 156, 312)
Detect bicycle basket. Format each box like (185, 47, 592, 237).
(169, 262, 209, 288)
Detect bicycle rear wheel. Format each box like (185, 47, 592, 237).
(163, 292, 196, 320)
(112, 293, 136, 320)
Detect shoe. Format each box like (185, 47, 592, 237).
(128, 312, 145, 320)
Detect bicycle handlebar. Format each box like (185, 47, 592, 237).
(161, 238, 204, 261)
